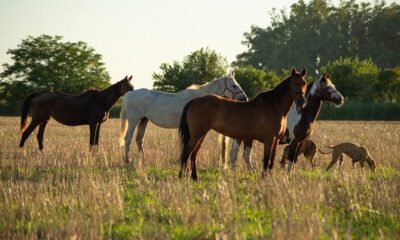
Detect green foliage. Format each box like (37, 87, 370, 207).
(152, 48, 227, 92)
(320, 57, 379, 99)
(237, 0, 400, 74)
(373, 67, 400, 103)
(318, 99, 400, 120)
(233, 65, 281, 98)
(0, 35, 110, 105)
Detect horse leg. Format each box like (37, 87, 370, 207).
(220, 135, 228, 169)
(89, 123, 97, 151)
(95, 123, 101, 146)
(36, 119, 49, 151)
(287, 140, 300, 173)
(267, 138, 279, 171)
(280, 146, 289, 169)
(179, 137, 199, 179)
(190, 136, 205, 180)
(19, 119, 41, 148)
(229, 139, 241, 169)
(124, 117, 141, 164)
(242, 140, 253, 171)
(262, 137, 275, 173)
(135, 117, 149, 158)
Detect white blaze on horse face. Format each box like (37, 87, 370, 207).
(287, 103, 302, 142)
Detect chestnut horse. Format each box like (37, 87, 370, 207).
(19, 76, 134, 151)
(178, 68, 308, 180)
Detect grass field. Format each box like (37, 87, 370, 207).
(0, 117, 399, 239)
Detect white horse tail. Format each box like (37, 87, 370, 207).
(119, 102, 128, 147)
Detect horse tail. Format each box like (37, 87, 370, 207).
(179, 100, 194, 146)
(20, 93, 38, 132)
(119, 101, 128, 147)
(318, 148, 332, 155)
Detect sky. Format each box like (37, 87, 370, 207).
(0, 0, 398, 89)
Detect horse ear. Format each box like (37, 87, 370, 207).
(124, 75, 128, 80)
(231, 71, 235, 78)
(291, 67, 297, 76)
(301, 67, 307, 77)
(322, 73, 326, 78)
(128, 75, 133, 81)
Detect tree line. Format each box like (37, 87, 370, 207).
(1, 0, 399, 119)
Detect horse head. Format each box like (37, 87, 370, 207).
(309, 74, 344, 107)
(119, 75, 134, 96)
(290, 67, 308, 112)
(220, 72, 248, 101)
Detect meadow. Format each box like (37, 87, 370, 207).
(0, 117, 399, 239)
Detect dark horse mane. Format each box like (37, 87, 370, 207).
(252, 76, 292, 103)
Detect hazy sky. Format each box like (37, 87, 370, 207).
(0, 0, 398, 89)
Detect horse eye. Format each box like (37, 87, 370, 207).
(233, 85, 238, 88)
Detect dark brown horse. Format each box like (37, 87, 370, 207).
(179, 68, 308, 180)
(279, 74, 344, 172)
(19, 76, 134, 151)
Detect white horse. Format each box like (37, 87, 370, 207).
(119, 73, 248, 163)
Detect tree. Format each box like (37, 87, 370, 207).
(0, 35, 110, 105)
(233, 65, 281, 98)
(237, 0, 400, 73)
(153, 48, 227, 92)
(373, 67, 400, 103)
(320, 57, 379, 100)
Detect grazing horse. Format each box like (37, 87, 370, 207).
(119, 73, 247, 164)
(229, 74, 344, 172)
(19, 76, 134, 151)
(179, 68, 308, 180)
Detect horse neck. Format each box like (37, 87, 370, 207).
(272, 77, 295, 116)
(197, 80, 221, 95)
(302, 94, 322, 124)
(100, 83, 121, 110)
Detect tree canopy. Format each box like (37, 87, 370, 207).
(236, 0, 400, 74)
(0, 35, 110, 104)
(153, 48, 227, 92)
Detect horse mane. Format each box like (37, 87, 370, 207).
(186, 75, 229, 90)
(252, 76, 292, 102)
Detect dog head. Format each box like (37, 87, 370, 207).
(366, 155, 376, 171)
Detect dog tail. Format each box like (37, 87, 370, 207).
(317, 148, 332, 155)
(323, 144, 335, 149)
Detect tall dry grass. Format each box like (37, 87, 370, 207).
(0, 117, 399, 239)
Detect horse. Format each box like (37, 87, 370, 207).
(229, 74, 344, 172)
(178, 68, 308, 180)
(18, 75, 134, 151)
(119, 72, 247, 164)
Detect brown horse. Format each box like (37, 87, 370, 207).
(178, 68, 308, 180)
(19, 76, 134, 151)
